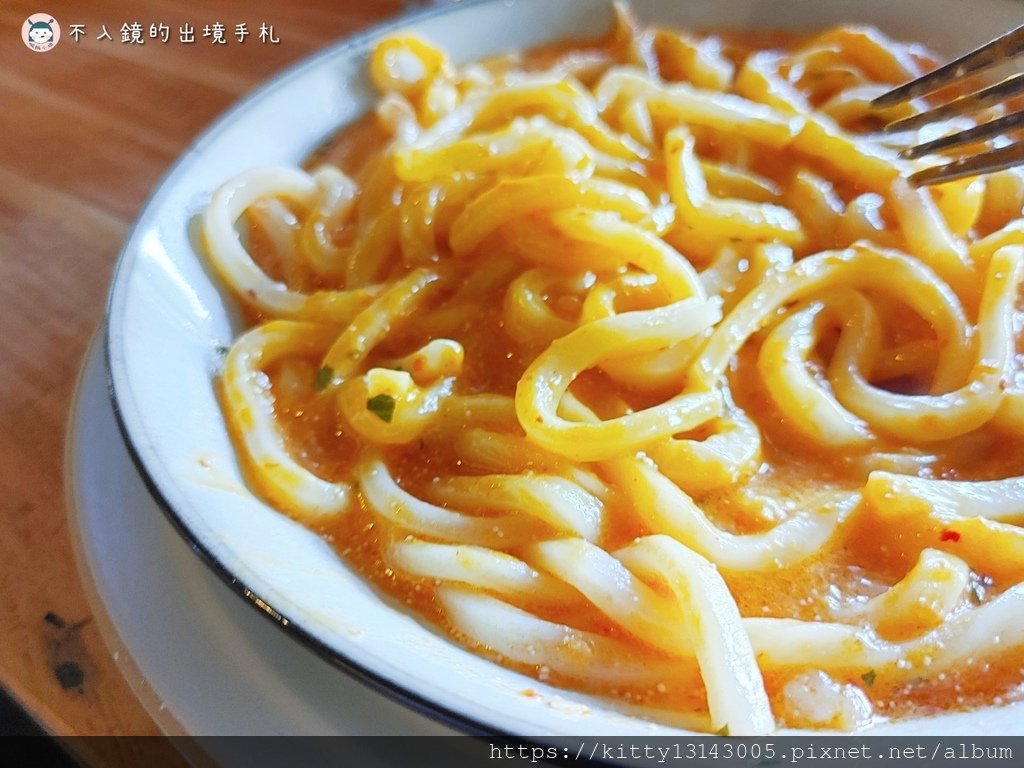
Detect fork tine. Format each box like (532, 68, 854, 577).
(909, 141, 1024, 185)
(900, 108, 1024, 159)
(872, 25, 1024, 108)
(885, 73, 1024, 133)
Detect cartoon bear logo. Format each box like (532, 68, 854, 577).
(22, 14, 60, 52)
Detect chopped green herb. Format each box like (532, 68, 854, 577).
(315, 365, 335, 391)
(714, 724, 730, 737)
(367, 393, 396, 422)
(861, 670, 877, 688)
(215, 345, 230, 357)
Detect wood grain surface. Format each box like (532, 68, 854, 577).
(0, 0, 409, 761)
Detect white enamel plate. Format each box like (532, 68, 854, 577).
(106, 0, 1024, 738)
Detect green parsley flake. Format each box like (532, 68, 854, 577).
(215, 345, 230, 358)
(367, 394, 396, 423)
(315, 365, 335, 391)
(861, 670, 877, 688)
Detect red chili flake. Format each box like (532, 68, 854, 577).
(413, 357, 424, 372)
(939, 530, 961, 542)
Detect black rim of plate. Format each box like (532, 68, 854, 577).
(103, 0, 591, 748)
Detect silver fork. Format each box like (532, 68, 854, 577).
(872, 25, 1024, 186)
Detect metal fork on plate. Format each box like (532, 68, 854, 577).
(872, 25, 1024, 185)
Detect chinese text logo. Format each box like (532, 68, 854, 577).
(23, 14, 60, 52)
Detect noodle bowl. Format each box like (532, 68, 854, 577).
(199, 5, 1024, 734)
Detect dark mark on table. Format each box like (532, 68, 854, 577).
(42, 612, 93, 695)
(53, 661, 85, 691)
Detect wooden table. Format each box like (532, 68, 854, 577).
(0, 0, 409, 762)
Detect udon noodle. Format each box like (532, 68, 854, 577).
(201, 5, 1024, 733)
